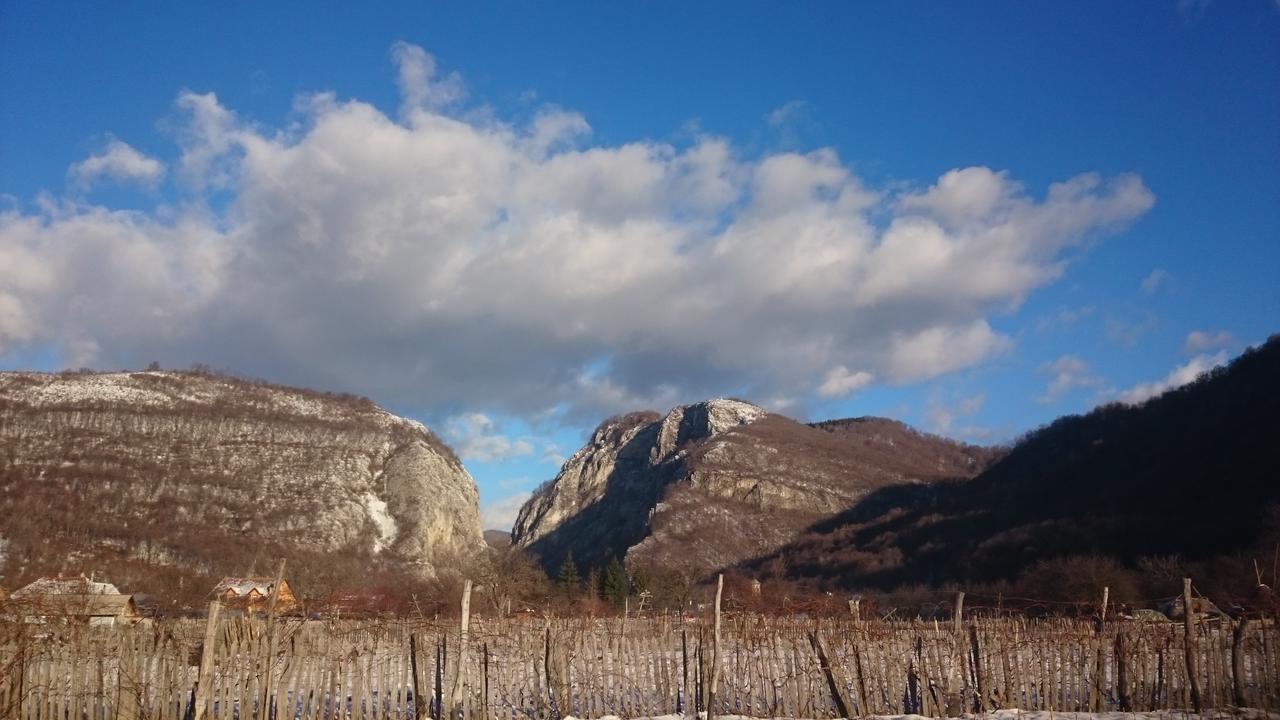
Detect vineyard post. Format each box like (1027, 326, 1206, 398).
(447, 579, 472, 720)
(949, 591, 965, 715)
(705, 574, 723, 720)
(193, 600, 222, 720)
(259, 559, 285, 719)
(1115, 627, 1131, 711)
(1093, 586, 1108, 712)
(1231, 618, 1249, 707)
(680, 629, 689, 714)
(1183, 578, 1202, 712)
(410, 633, 425, 718)
(811, 630, 857, 717)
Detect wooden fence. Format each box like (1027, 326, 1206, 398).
(2, 613, 1277, 719)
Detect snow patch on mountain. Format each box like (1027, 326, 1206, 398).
(703, 398, 768, 433)
(361, 491, 398, 553)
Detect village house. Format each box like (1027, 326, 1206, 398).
(211, 577, 300, 615)
(6, 575, 140, 626)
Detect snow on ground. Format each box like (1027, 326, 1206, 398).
(8, 372, 176, 407)
(569, 711, 1280, 720)
(0, 371, 426, 432)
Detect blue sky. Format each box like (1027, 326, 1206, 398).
(2, 1, 1278, 530)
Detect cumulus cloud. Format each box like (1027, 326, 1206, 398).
(1141, 268, 1170, 294)
(766, 100, 808, 128)
(1183, 329, 1233, 354)
(444, 413, 534, 463)
(68, 140, 165, 188)
(1038, 354, 1102, 403)
(1115, 351, 1227, 405)
(391, 41, 464, 116)
(817, 366, 873, 398)
(0, 44, 1156, 423)
(480, 491, 531, 532)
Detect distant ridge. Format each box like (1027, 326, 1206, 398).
(512, 398, 996, 576)
(742, 335, 1280, 598)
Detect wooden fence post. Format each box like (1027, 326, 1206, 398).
(447, 579, 472, 720)
(259, 559, 285, 719)
(969, 623, 986, 712)
(680, 629, 689, 714)
(435, 636, 445, 720)
(947, 591, 965, 715)
(705, 574, 723, 720)
(193, 600, 222, 720)
(811, 631, 857, 718)
(1115, 628, 1132, 711)
(544, 625, 570, 718)
(1232, 618, 1250, 707)
(1183, 578, 1202, 712)
(410, 633, 426, 718)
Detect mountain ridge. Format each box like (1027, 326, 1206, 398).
(739, 335, 1280, 600)
(513, 398, 997, 576)
(0, 368, 484, 604)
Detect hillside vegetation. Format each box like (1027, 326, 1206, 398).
(0, 368, 483, 607)
(743, 336, 1280, 603)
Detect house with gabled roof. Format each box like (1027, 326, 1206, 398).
(6, 575, 139, 626)
(211, 577, 299, 615)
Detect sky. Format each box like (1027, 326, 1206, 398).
(2, 1, 1278, 531)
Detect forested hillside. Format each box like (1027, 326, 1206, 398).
(744, 336, 1280, 602)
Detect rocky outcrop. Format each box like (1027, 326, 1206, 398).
(0, 370, 483, 600)
(512, 398, 995, 576)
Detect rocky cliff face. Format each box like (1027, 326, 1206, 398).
(0, 370, 483, 601)
(512, 398, 996, 576)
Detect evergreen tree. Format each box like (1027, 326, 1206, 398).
(603, 557, 630, 608)
(557, 552, 580, 601)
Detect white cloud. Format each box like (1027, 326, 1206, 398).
(540, 443, 567, 467)
(1038, 354, 1102, 403)
(766, 100, 808, 128)
(175, 90, 240, 189)
(926, 392, 985, 436)
(817, 366, 873, 398)
(444, 413, 534, 463)
(1183, 329, 1232, 354)
(391, 41, 464, 117)
(1141, 268, 1170, 294)
(480, 491, 531, 532)
(1115, 351, 1227, 405)
(887, 321, 1013, 383)
(0, 43, 1156, 424)
(69, 140, 164, 188)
